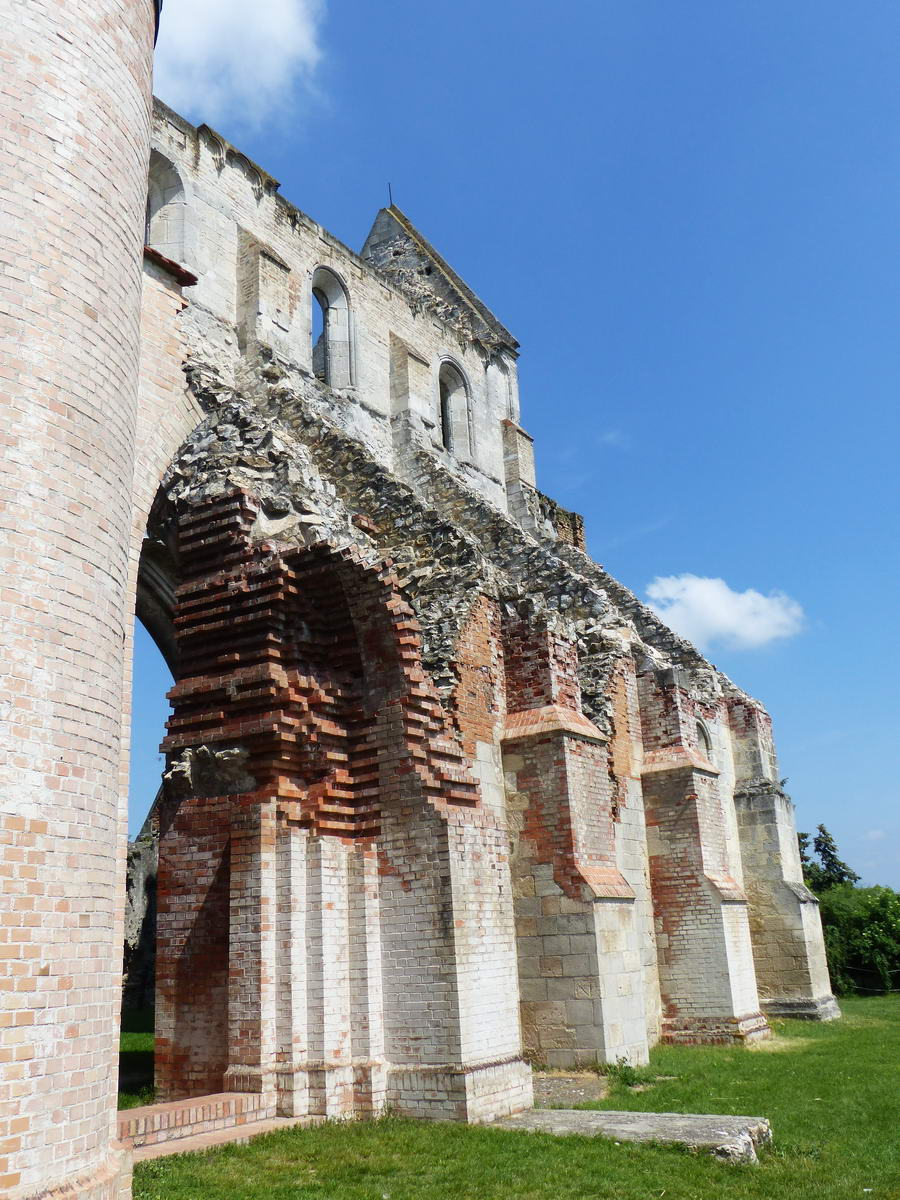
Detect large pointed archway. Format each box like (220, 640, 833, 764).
(151, 489, 531, 1125)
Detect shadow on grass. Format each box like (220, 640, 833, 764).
(121, 1006, 155, 1034)
(119, 1007, 155, 1109)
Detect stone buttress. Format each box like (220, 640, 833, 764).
(502, 618, 651, 1066)
(728, 699, 839, 1020)
(638, 668, 768, 1044)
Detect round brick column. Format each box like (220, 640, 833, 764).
(0, 1, 155, 1195)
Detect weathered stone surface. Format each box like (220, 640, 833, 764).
(493, 1108, 773, 1163)
(532, 1073, 609, 1107)
(0, 2, 155, 1195)
(762, 996, 842, 1021)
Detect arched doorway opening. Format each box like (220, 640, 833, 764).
(119, 539, 179, 1105)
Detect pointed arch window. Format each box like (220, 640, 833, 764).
(146, 150, 187, 265)
(696, 720, 713, 759)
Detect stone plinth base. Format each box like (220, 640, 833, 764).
(761, 995, 841, 1021)
(22, 1146, 131, 1200)
(289, 1064, 356, 1118)
(276, 1063, 378, 1119)
(387, 1058, 533, 1122)
(661, 1011, 770, 1046)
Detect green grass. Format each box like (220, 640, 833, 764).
(132, 996, 900, 1200)
(119, 1007, 155, 1109)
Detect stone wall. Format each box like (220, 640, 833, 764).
(146, 102, 526, 515)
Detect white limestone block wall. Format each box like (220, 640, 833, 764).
(147, 102, 517, 513)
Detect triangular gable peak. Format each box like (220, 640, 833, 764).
(362, 206, 519, 362)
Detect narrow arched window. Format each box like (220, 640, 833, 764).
(311, 267, 353, 388)
(488, 358, 514, 421)
(439, 362, 471, 458)
(146, 150, 186, 264)
(696, 720, 713, 758)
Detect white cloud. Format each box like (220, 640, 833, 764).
(646, 574, 805, 651)
(861, 830, 887, 842)
(154, 0, 324, 128)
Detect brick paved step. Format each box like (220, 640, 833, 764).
(118, 1092, 272, 1150)
(130, 1114, 325, 1162)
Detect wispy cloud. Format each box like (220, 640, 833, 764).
(596, 429, 631, 449)
(860, 829, 887, 842)
(154, 0, 324, 128)
(646, 574, 805, 651)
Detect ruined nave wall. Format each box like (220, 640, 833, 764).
(147, 102, 521, 513)
(130, 95, 839, 1119)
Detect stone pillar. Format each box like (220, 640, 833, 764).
(604, 648, 663, 1046)
(302, 836, 356, 1116)
(0, 0, 154, 1194)
(155, 751, 245, 1100)
(503, 621, 650, 1066)
(639, 671, 768, 1044)
(728, 700, 839, 1020)
(274, 827, 385, 1119)
(379, 799, 533, 1122)
(275, 819, 310, 1116)
(224, 801, 278, 1099)
(348, 846, 387, 1112)
(501, 420, 540, 527)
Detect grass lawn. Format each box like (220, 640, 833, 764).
(129, 996, 900, 1200)
(119, 1007, 155, 1109)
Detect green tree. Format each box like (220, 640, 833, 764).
(813, 824, 860, 889)
(798, 830, 824, 891)
(798, 823, 859, 892)
(798, 824, 897, 994)
(818, 884, 900, 994)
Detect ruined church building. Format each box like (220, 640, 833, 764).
(0, 2, 838, 1196)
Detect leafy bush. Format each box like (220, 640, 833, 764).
(817, 883, 900, 995)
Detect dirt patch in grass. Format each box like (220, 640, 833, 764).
(747, 1034, 810, 1053)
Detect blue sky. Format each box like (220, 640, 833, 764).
(132, 0, 899, 885)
